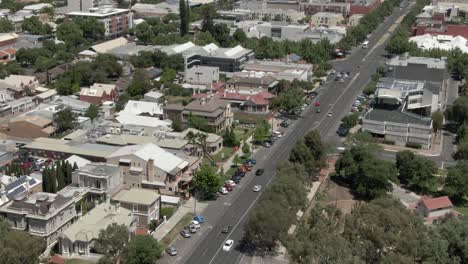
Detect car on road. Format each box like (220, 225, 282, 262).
(223, 239, 234, 251)
(255, 169, 264, 176)
(316, 108, 321, 113)
(253, 185, 262, 192)
(327, 112, 333, 117)
(166, 246, 178, 256)
(221, 225, 232, 233)
(194, 215, 205, 223)
(232, 175, 241, 184)
(246, 158, 256, 165)
(219, 187, 228, 195)
(339, 78, 345, 83)
(180, 229, 191, 238)
(224, 184, 233, 192)
(337, 126, 349, 137)
(262, 141, 272, 148)
(280, 120, 290, 128)
(273, 131, 283, 138)
(225, 180, 236, 187)
(189, 220, 201, 229)
(314, 101, 320, 107)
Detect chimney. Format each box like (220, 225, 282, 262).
(147, 159, 155, 182)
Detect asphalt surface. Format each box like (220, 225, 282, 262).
(160, 2, 424, 264)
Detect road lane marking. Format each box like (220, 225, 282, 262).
(208, 193, 262, 264)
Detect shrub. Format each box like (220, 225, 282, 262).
(406, 142, 422, 149)
(161, 207, 174, 219)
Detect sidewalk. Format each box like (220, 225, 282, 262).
(153, 198, 208, 240)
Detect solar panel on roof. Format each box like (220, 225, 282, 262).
(29, 179, 37, 185)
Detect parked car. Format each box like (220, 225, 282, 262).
(314, 101, 320, 107)
(221, 225, 232, 234)
(253, 185, 262, 192)
(223, 240, 234, 251)
(337, 126, 349, 137)
(166, 246, 178, 256)
(189, 220, 201, 229)
(219, 187, 228, 195)
(316, 108, 321, 113)
(272, 131, 283, 138)
(225, 180, 236, 187)
(262, 141, 272, 148)
(255, 169, 264, 176)
(180, 229, 191, 238)
(224, 184, 233, 192)
(280, 121, 290, 128)
(339, 78, 345, 83)
(246, 158, 256, 165)
(194, 215, 205, 223)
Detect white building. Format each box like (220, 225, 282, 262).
(410, 34, 468, 53)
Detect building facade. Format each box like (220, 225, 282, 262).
(111, 188, 160, 228)
(72, 163, 123, 201)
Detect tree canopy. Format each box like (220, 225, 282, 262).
(125, 235, 163, 264)
(444, 161, 468, 202)
(96, 223, 129, 264)
(395, 151, 438, 193)
(54, 108, 77, 133)
(253, 120, 271, 142)
(193, 164, 222, 198)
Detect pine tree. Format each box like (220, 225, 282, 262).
(186, 0, 190, 28)
(73, 162, 78, 171)
(66, 162, 73, 185)
(49, 168, 57, 193)
(179, 0, 187, 36)
(42, 168, 50, 192)
(56, 163, 65, 191)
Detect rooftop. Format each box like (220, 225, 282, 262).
(67, 7, 131, 18)
(116, 114, 172, 128)
(25, 138, 119, 159)
(159, 42, 252, 59)
(364, 107, 432, 126)
(80, 83, 116, 97)
(65, 155, 91, 169)
(61, 202, 133, 242)
(78, 162, 119, 177)
(91, 37, 129, 54)
(421, 196, 453, 211)
(97, 134, 188, 149)
(112, 188, 160, 205)
(121, 100, 163, 117)
(184, 97, 229, 113)
(10, 114, 52, 127)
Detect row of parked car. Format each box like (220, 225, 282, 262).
(166, 215, 206, 256)
(219, 159, 259, 194)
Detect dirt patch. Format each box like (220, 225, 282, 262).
(321, 181, 361, 214)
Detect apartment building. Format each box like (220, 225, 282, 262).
(67, 6, 133, 39)
(0, 186, 89, 246)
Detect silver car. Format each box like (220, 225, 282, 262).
(166, 246, 178, 256)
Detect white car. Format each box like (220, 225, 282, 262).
(253, 185, 262, 192)
(223, 239, 234, 251)
(189, 220, 200, 229)
(219, 187, 228, 195)
(225, 180, 236, 187)
(327, 112, 333, 117)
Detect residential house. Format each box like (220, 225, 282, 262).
(193, 89, 275, 113)
(0, 186, 89, 246)
(65, 155, 91, 169)
(66, 6, 133, 39)
(180, 128, 223, 155)
(2, 114, 56, 139)
(106, 143, 190, 196)
(0, 88, 14, 102)
(59, 201, 135, 257)
(0, 175, 42, 207)
(22, 3, 53, 14)
(416, 196, 458, 223)
(164, 97, 233, 134)
(0, 75, 39, 98)
(79, 83, 119, 105)
(33, 89, 58, 104)
(112, 188, 160, 228)
(72, 163, 122, 201)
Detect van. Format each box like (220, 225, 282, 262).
(362, 40, 369, 49)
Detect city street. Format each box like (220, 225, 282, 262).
(159, 1, 442, 263)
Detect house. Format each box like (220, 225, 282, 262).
(106, 143, 190, 196)
(185, 65, 220, 86)
(22, 3, 53, 14)
(143, 90, 164, 103)
(226, 75, 277, 92)
(112, 188, 160, 228)
(72, 163, 122, 200)
(193, 89, 275, 113)
(349, 0, 382, 15)
(0, 75, 39, 98)
(59, 201, 136, 257)
(79, 83, 119, 105)
(33, 89, 58, 104)
(416, 196, 458, 223)
(2, 114, 56, 139)
(0, 186, 89, 246)
(164, 97, 233, 134)
(410, 34, 468, 53)
(180, 128, 223, 155)
(0, 88, 14, 102)
(0, 175, 42, 207)
(120, 100, 164, 119)
(66, 6, 133, 39)
(310, 12, 344, 26)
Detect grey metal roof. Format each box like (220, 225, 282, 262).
(388, 64, 445, 83)
(364, 107, 432, 126)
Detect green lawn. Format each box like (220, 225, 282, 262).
(233, 127, 253, 141)
(161, 213, 194, 247)
(455, 206, 468, 216)
(212, 147, 235, 162)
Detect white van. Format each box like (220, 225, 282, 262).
(362, 40, 369, 49)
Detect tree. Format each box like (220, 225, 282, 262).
(201, 5, 215, 32)
(33, 56, 56, 72)
(432, 111, 444, 132)
(49, 167, 57, 193)
(85, 104, 99, 121)
(395, 151, 437, 193)
(210, 23, 232, 47)
(436, 217, 468, 263)
(303, 130, 325, 162)
(353, 159, 397, 200)
(124, 235, 163, 264)
(42, 168, 50, 192)
(446, 96, 468, 124)
(233, 154, 241, 167)
(253, 120, 271, 142)
(341, 113, 360, 129)
(127, 69, 152, 97)
(179, 0, 188, 36)
(172, 120, 184, 132)
(56, 20, 84, 48)
(196, 31, 216, 45)
(56, 161, 66, 191)
(444, 161, 468, 202)
(22, 16, 52, 35)
(233, 29, 247, 43)
(0, 18, 14, 32)
(188, 114, 211, 132)
(54, 108, 77, 133)
(242, 141, 251, 155)
(223, 127, 238, 147)
(95, 223, 129, 264)
(75, 17, 105, 41)
(135, 22, 155, 44)
(453, 141, 468, 160)
(193, 164, 222, 198)
(271, 88, 304, 113)
(160, 68, 176, 83)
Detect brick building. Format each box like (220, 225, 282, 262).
(79, 83, 119, 105)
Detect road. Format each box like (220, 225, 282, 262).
(161, 2, 424, 264)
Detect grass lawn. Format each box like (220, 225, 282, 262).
(161, 213, 194, 247)
(212, 147, 235, 162)
(455, 206, 468, 216)
(65, 260, 96, 264)
(233, 127, 253, 142)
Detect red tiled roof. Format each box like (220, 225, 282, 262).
(211, 81, 225, 90)
(2, 47, 16, 55)
(446, 25, 468, 39)
(421, 196, 453, 211)
(135, 227, 148, 236)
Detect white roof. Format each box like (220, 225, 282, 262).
(67, 8, 130, 18)
(0, 33, 18, 43)
(91, 37, 129, 53)
(144, 90, 164, 99)
(113, 188, 160, 205)
(203, 43, 219, 53)
(409, 34, 468, 53)
(173, 42, 195, 53)
(65, 155, 91, 169)
(161, 194, 180, 204)
(35, 89, 57, 99)
(116, 114, 171, 128)
(224, 45, 245, 57)
(121, 100, 163, 116)
(78, 50, 97, 56)
(108, 143, 189, 174)
(23, 3, 52, 11)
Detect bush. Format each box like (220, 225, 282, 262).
(383, 140, 395, 145)
(161, 207, 174, 219)
(406, 142, 422, 149)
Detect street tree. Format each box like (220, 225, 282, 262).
(453, 141, 468, 160)
(253, 120, 271, 142)
(446, 96, 468, 124)
(125, 235, 163, 264)
(22, 16, 52, 35)
(341, 113, 360, 129)
(242, 141, 251, 155)
(353, 159, 397, 200)
(85, 103, 99, 121)
(271, 87, 304, 113)
(193, 164, 222, 198)
(95, 223, 129, 264)
(444, 161, 468, 202)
